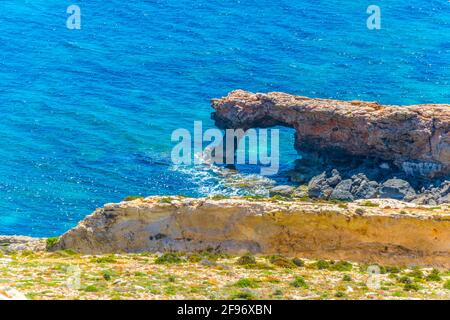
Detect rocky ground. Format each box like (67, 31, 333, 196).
(1, 250, 450, 300)
(276, 166, 450, 205)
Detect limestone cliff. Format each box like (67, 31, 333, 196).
(56, 197, 450, 268)
(211, 90, 450, 177)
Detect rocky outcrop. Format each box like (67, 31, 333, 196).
(56, 197, 450, 268)
(300, 169, 450, 204)
(212, 90, 450, 177)
(0, 236, 46, 252)
(413, 181, 450, 205)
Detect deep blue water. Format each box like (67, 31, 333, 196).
(1, 0, 449, 236)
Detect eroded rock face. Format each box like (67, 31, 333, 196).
(212, 90, 450, 177)
(57, 197, 450, 268)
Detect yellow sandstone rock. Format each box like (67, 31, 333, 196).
(57, 197, 450, 268)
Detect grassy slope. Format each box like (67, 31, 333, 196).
(0, 250, 449, 300)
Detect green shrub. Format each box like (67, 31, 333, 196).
(234, 278, 260, 288)
(102, 270, 114, 281)
(270, 195, 286, 201)
(236, 254, 256, 266)
(342, 274, 352, 282)
(398, 276, 412, 284)
(404, 283, 420, 291)
(315, 260, 330, 270)
(93, 254, 117, 264)
(360, 201, 379, 207)
(187, 253, 203, 263)
(188, 251, 227, 262)
(46, 237, 59, 250)
(155, 253, 184, 264)
(83, 285, 100, 292)
(230, 290, 257, 300)
(406, 268, 424, 280)
(426, 269, 441, 282)
(444, 280, 450, 290)
(158, 197, 173, 203)
(269, 255, 296, 268)
(385, 266, 401, 274)
(242, 262, 273, 270)
(210, 195, 229, 200)
(123, 195, 144, 201)
(329, 261, 353, 272)
(243, 195, 265, 200)
(290, 276, 308, 288)
(49, 249, 78, 258)
(273, 289, 284, 296)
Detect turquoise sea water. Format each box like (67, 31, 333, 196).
(1, 1, 449, 236)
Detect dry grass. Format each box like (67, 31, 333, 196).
(0, 251, 449, 300)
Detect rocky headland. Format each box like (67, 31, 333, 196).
(212, 90, 450, 204)
(1, 91, 449, 299)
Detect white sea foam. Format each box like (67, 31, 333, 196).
(171, 152, 275, 197)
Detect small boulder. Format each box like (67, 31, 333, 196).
(379, 179, 416, 200)
(200, 259, 217, 267)
(352, 180, 379, 199)
(327, 169, 342, 187)
(438, 193, 450, 204)
(330, 179, 354, 201)
(292, 186, 309, 198)
(269, 185, 295, 198)
(308, 172, 332, 199)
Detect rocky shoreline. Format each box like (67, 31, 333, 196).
(270, 170, 450, 205)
